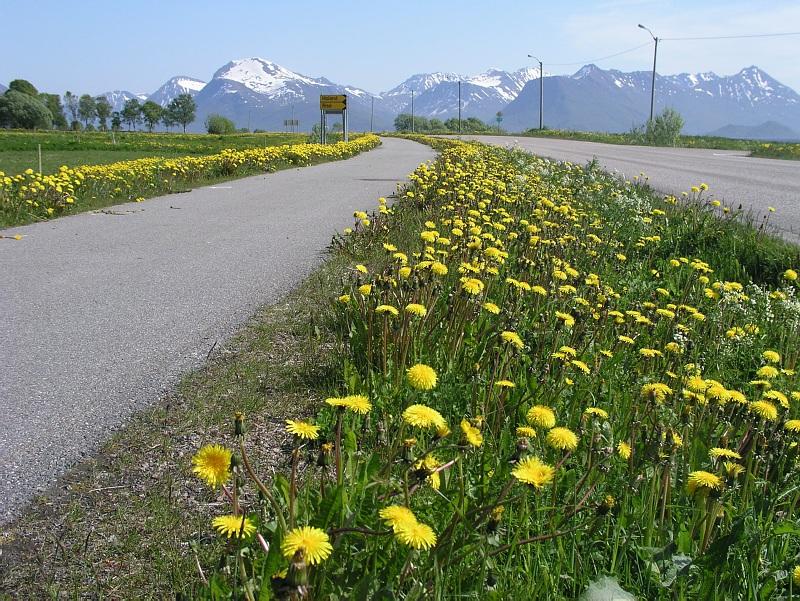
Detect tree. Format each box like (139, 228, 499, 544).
(0, 90, 53, 129)
(78, 94, 96, 128)
(64, 91, 79, 126)
(121, 98, 142, 131)
(167, 94, 196, 133)
(40, 93, 67, 128)
(95, 96, 112, 131)
(141, 100, 163, 132)
(8, 79, 39, 97)
(111, 111, 122, 131)
(204, 113, 236, 134)
(161, 109, 175, 131)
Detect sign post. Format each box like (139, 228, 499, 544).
(319, 94, 348, 144)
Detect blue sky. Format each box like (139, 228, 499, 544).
(2, 0, 799, 95)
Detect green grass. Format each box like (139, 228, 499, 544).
(0, 130, 307, 175)
(514, 128, 800, 160)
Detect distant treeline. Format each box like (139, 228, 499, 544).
(393, 113, 497, 133)
(0, 78, 197, 133)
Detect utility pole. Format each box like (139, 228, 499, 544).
(528, 54, 544, 130)
(411, 90, 415, 133)
(370, 96, 374, 132)
(639, 24, 659, 122)
(458, 80, 462, 133)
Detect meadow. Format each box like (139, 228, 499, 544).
(518, 128, 800, 160)
(179, 136, 800, 599)
(0, 130, 306, 174)
(0, 133, 379, 228)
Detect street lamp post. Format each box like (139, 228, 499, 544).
(639, 24, 659, 123)
(411, 90, 415, 133)
(527, 54, 543, 130)
(458, 80, 462, 133)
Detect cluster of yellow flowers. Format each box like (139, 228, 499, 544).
(0, 135, 380, 222)
(190, 137, 799, 596)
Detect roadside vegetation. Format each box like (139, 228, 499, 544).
(0, 130, 307, 175)
(185, 136, 799, 599)
(520, 127, 800, 160)
(2, 136, 798, 600)
(0, 134, 379, 228)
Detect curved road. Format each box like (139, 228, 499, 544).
(464, 135, 800, 244)
(0, 137, 435, 522)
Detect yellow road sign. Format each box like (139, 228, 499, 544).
(320, 94, 347, 110)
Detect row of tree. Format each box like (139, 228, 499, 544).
(0, 78, 197, 132)
(393, 113, 497, 133)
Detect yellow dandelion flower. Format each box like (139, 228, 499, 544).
(709, 447, 741, 460)
(749, 400, 778, 421)
(555, 311, 575, 327)
(460, 419, 483, 447)
(495, 380, 516, 388)
(546, 427, 579, 451)
(617, 441, 632, 460)
(394, 520, 437, 550)
(191, 444, 232, 488)
(212, 514, 256, 539)
(358, 284, 372, 295)
(792, 565, 800, 586)
(570, 359, 590, 374)
(687, 470, 724, 495)
(512, 456, 555, 488)
(500, 331, 524, 349)
(379, 505, 417, 530)
(325, 394, 372, 414)
(783, 269, 798, 281)
(584, 407, 608, 419)
(724, 461, 745, 478)
(406, 363, 438, 390)
(527, 405, 556, 429)
(516, 426, 537, 438)
(461, 277, 485, 295)
(784, 419, 800, 433)
(285, 419, 320, 440)
(405, 303, 427, 317)
(762, 350, 781, 364)
(642, 383, 673, 403)
(376, 304, 399, 317)
(402, 404, 446, 429)
(483, 301, 500, 314)
(756, 365, 779, 379)
(281, 526, 333, 565)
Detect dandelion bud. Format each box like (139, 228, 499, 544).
(287, 550, 309, 590)
(234, 412, 245, 437)
(317, 442, 333, 467)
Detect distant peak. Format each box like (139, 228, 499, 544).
(572, 64, 601, 78)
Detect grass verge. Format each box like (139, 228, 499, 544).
(0, 134, 378, 229)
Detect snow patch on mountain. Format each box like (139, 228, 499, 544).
(213, 58, 322, 95)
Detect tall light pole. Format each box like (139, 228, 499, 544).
(370, 96, 374, 132)
(527, 54, 543, 130)
(458, 79, 461, 134)
(639, 24, 658, 122)
(411, 90, 415, 133)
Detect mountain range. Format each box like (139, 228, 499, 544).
(5, 58, 799, 138)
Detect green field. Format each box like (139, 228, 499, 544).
(0, 130, 307, 174)
(517, 128, 800, 160)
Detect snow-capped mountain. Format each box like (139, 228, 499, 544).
(382, 67, 541, 120)
(147, 76, 206, 106)
(0, 83, 7, 94)
(191, 57, 391, 132)
(501, 64, 800, 135)
(102, 90, 148, 112)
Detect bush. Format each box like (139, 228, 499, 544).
(205, 114, 236, 135)
(631, 107, 684, 146)
(0, 90, 53, 129)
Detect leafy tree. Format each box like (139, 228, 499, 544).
(40, 93, 67, 128)
(428, 118, 445, 131)
(111, 111, 122, 131)
(0, 90, 53, 129)
(394, 113, 431, 132)
(121, 98, 142, 131)
(64, 91, 79, 125)
(167, 94, 196, 133)
(204, 113, 236, 134)
(630, 107, 685, 146)
(78, 94, 96, 128)
(161, 108, 175, 131)
(95, 96, 112, 131)
(141, 100, 163, 132)
(8, 79, 39, 97)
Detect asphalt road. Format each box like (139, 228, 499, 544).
(0, 137, 434, 523)
(464, 135, 800, 243)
